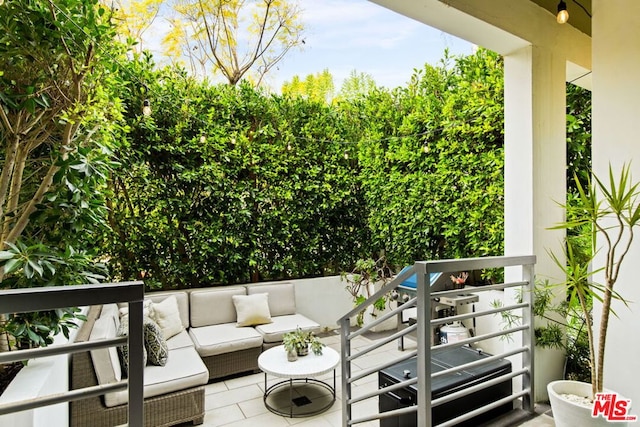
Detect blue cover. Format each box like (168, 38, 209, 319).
(397, 265, 441, 290)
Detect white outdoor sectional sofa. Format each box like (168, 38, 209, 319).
(70, 282, 321, 427)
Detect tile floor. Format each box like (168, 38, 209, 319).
(191, 331, 555, 427)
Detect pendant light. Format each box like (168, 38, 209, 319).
(557, 1, 569, 24)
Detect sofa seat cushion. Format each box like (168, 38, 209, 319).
(254, 314, 321, 343)
(104, 346, 208, 408)
(165, 328, 194, 351)
(188, 323, 263, 357)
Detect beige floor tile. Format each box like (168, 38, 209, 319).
(205, 381, 229, 395)
(201, 404, 245, 427)
(320, 409, 344, 427)
(221, 411, 291, 427)
(286, 416, 334, 427)
(210, 384, 264, 409)
(319, 333, 341, 346)
(238, 396, 269, 418)
(225, 372, 264, 390)
(519, 414, 555, 426)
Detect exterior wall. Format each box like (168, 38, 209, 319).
(250, 275, 356, 330)
(503, 45, 568, 401)
(0, 315, 87, 427)
(591, 0, 640, 407)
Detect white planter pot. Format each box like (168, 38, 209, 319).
(548, 380, 630, 427)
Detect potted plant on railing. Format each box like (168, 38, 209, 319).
(341, 256, 394, 330)
(547, 164, 639, 426)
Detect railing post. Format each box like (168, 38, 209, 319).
(521, 261, 536, 413)
(128, 299, 145, 427)
(340, 317, 351, 427)
(415, 261, 431, 427)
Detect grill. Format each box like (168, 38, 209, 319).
(393, 267, 479, 347)
(378, 346, 513, 426)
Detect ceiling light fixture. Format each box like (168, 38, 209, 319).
(557, 1, 569, 24)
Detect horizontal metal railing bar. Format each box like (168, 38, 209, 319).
(0, 281, 144, 314)
(0, 336, 128, 364)
(348, 376, 419, 405)
(429, 280, 528, 298)
(432, 368, 528, 408)
(339, 266, 416, 322)
(418, 255, 536, 273)
(436, 389, 530, 427)
(348, 297, 417, 340)
(0, 380, 128, 415)
(430, 324, 529, 353)
(347, 385, 531, 426)
(430, 302, 529, 327)
(431, 347, 528, 380)
(347, 323, 417, 362)
(348, 350, 418, 384)
(349, 404, 418, 425)
(347, 298, 416, 341)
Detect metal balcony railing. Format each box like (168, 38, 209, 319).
(337, 255, 536, 427)
(0, 281, 145, 426)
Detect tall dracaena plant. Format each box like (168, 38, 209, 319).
(550, 163, 640, 398)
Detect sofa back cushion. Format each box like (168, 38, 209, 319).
(246, 283, 296, 317)
(89, 313, 122, 386)
(190, 287, 246, 327)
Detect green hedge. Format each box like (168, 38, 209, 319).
(107, 66, 371, 288)
(106, 49, 506, 289)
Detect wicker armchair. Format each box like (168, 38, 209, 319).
(70, 306, 205, 427)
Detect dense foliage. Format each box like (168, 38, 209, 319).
(104, 49, 508, 289)
(107, 58, 369, 288)
(349, 50, 505, 267)
(0, 0, 126, 348)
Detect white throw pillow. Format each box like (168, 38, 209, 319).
(119, 298, 154, 318)
(232, 293, 272, 327)
(152, 295, 184, 340)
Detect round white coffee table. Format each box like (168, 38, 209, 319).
(258, 345, 340, 417)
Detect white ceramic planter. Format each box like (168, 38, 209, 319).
(548, 380, 629, 427)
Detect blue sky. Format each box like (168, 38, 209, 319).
(270, 0, 474, 91)
(144, 0, 474, 91)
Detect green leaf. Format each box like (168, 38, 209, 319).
(4, 258, 23, 274)
(0, 251, 16, 260)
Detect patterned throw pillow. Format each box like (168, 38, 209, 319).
(143, 316, 169, 366)
(116, 315, 147, 376)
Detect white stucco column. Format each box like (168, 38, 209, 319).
(592, 0, 640, 407)
(503, 45, 567, 401)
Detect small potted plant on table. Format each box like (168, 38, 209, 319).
(282, 327, 324, 361)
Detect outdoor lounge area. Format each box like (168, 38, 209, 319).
(187, 329, 554, 427)
(1, 257, 556, 426)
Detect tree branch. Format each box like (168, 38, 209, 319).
(4, 163, 60, 247)
(0, 104, 14, 135)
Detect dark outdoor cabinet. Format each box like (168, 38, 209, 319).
(378, 346, 513, 426)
